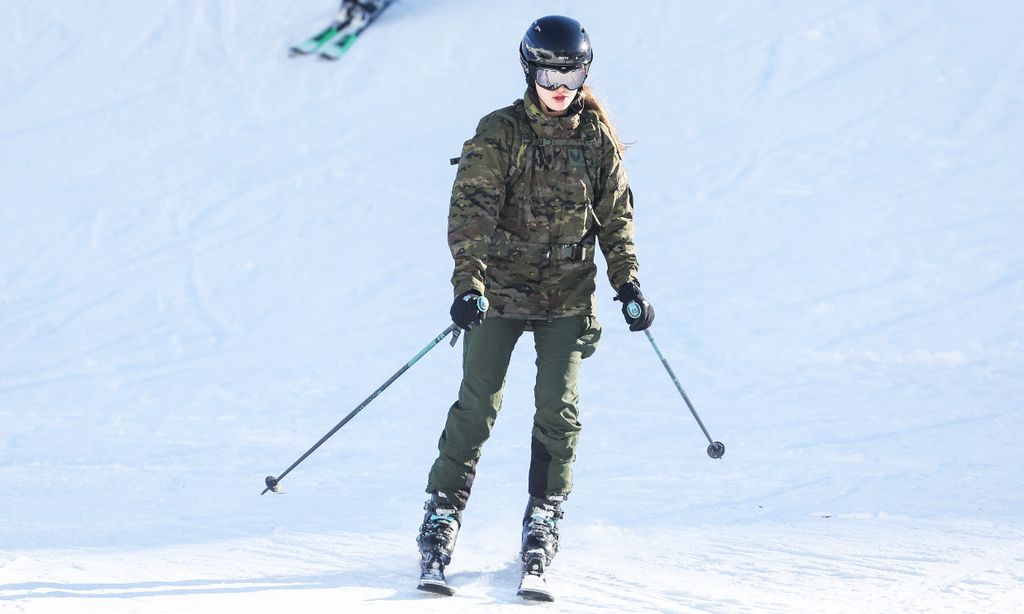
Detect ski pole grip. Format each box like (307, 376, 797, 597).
(476, 296, 490, 314)
(626, 301, 642, 320)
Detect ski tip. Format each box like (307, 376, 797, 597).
(517, 588, 555, 603)
(319, 49, 346, 61)
(518, 566, 554, 602)
(417, 581, 455, 597)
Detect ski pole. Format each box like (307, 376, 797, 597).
(263, 297, 489, 494)
(626, 302, 725, 459)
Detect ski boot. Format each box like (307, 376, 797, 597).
(517, 494, 564, 602)
(416, 491, 462, 596)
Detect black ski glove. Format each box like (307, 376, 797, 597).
(450, 290, 486, 331)
(613, 282, 655, 332)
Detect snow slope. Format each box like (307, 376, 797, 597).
(2, 1, 1022, 612)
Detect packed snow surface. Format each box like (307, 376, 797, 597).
(2, 1, 1022, 612)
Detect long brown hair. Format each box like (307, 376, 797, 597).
(579, 85, 629, 156)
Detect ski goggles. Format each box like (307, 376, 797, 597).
(533, 64, 589, 91)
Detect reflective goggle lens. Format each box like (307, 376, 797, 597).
(534, 65, 588, 91)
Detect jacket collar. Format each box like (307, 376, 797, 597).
(523, 87, 583, 138)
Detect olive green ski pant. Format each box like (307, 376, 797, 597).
(426, 315, 602, 507)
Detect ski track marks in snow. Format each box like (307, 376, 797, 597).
(2, 522, 1022, 613)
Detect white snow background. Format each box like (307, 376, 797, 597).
(2, 1, 1023, 612)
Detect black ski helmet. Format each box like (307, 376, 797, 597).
(519, 15, 593, 78)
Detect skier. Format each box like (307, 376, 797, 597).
(416, 15, 656, 599)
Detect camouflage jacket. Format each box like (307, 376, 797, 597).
(448, 89, 639, 320)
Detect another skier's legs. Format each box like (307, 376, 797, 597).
(338, 0, 385, 25)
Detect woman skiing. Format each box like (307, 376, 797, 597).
(416, 15, 655, 599)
